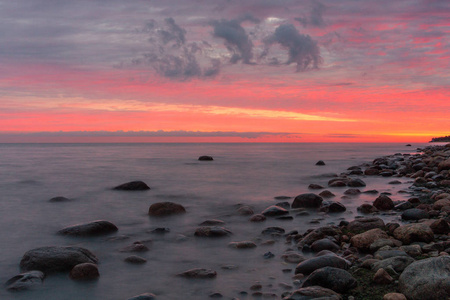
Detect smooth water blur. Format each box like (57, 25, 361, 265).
(0, 143, 428, 299)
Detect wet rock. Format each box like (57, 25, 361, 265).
(20, 246, 98, 273)
(283, 286, 341, 300)
(350, 228, 389, 251)
(127, 293, 156, 300)
(262, 205, 289, 216)
(236, 205, 254, 215)
(357, 204, 378, 214)
(113, 181, 150, 190)
(430, 219, 450, 234)
(319, 190, 335, 198)
(394, 201, 413, 210)
(48, 196, 70, 202)
(58, 220, 118, 236)
(311, 239, 340, 253)
(277, 215, 294, 221)
(249, 214, 266, 222)
(228, 241, 257, 249)
(308, 184, 324, 189)
(365, 168, 381, 175)
(282, 252, 306, 264)
(373, 268, 393, 284)
(195, 226, 232, 237)
(322, 201, 346, 213)
(369, 239, 402, 252)
(199, 219, 224, 226)
(275, 196, 292, 200)
(347, 179, 366, 187)
(316, 160, 326, 166)
(263, 251, 275, 259)
(399, 256, 450, 300)
(297, 226, 339, 247)
(262, 226, 285, 235)
(149, 227, 170, 234)
(148, 202, 186, 216)
(347, 217, 385, 232)
(69, 263, 99, 280)
(344, 188, 361, 196)
(198, 155, 214, 161)
(5, 271, 45, 291)
(328, 180, 347, 187)
(292, 193, 323, 208)
(373, 195, 394, 211)
(120, 241, 150, 252)
(177, 268, 217, 278)
(295, 253, 350, 275)
(399, 245, 422, 257)
(372, 256, 415, 273)
(393, 223, 434, 244)
(389, 180, 402, 185)
(124, 255, 147, 264)
(401, 208, 429, 220)
(302, 267, 356, 293)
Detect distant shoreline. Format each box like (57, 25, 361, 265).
(430, 136, 450, 143)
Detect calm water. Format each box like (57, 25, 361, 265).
(0, 143, 428, 299)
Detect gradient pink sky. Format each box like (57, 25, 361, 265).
(0, 0, 449, 142)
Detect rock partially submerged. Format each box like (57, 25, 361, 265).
(69, 263, 99, 280)
(20, 246, 98, 273)
(58, 220, 118, 236)
(177, 268, 217, 278)
(198, 156, 214, 161)
(148, 202, 186, 216)
(5, 271, 45, 291)
(292, 193, 323, 208)
(194, 226, 232, 237)
(113, 181, 150, 190)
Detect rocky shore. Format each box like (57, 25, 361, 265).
(5, 145, 450, 299)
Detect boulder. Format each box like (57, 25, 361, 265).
(20, 246, 98, 273)
(177, 268, 217, 278)
(58, 220, 118, 236)
(194, 226, 232, 237)
(113, 181, 150, 190)
(347, 217, 385, 232)
(295, 254, 350, 275)
(401, 208, 429, 220)
(5, 270, 45, 291)
(310, 239, 340, 253)
(249, 214, 266, 222)
(430, 219, 450, 234)
(261, 205, 289, 216)
(372, 256, 415, 273)
(148, 202, 186, 216)
(302, 267, 357, 293)
(320, 201, 346, 213)
(198, 155, 214, 161)
(236, 205, 254, 215)
(292, 193, 323, 208)
(373, 195, 394, 211)
(399, 256, 450, 300)
(393, 223, 434, 244)
(283, 286, 342, 300)
(357, 204, 378, 214)
(199, 219, 224, 226)
(347, 179, 366, 187)
(319, 190, 335, 198)
(69, 263, 99, 280)
(228, 241, 257, 249)
(433, 198, 450, 210)
(350, 228, 389, 251)
(298, 227, 339, 247)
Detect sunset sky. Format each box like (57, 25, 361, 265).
(0, 0, 449, 142)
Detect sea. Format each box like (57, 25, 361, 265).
(0, 142, 431, 300)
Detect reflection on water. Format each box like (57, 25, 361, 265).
(0, 143, 426, 299)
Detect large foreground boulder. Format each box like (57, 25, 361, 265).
(20, 246, 98, 273)
(148, 202, 186, 216)
(292, 193, 323, 208)
(399, 256, 450, 300)
(302, 267, 357, 293)
(113, 181, 150, 190)
(58, 220, 118, 236)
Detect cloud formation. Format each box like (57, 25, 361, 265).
(263, 24, 322, 71)
(296, 1, 326, 27)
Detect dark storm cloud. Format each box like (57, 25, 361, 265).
(211, 19, 254, 64)
(296, 1, 326, 28)
(263, 24, 322, 71)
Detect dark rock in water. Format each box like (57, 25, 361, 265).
(311, 238, 340, 253)
(406, 144, 412, 146)
(401, 208, 429, 220)
(393, 223, 434, 244)
(372, 256, 415, 273)
(199, 219, 225, 226)
(308, 184, 324, 189)
(58, 220, 118, 236)
(236, 205, 254, 215)
(261, 227, 285, 235)
(316, 160, 326, 166)
(363, 189, 379, 194)
(399, 256, 450, 300)
(177, 268, 217, 278)
(389, 180, 402, 185)
(263, 251, 275, 259)
(229, 241, 257, 249)
(357, 203, 378, 214)
(365, 168, 380, 175)
(262, 205, 289, 216)
(48, 196, 70, 202)
(295, 254, 350, 275)
(195, 226, 232, 237)
(319, 190, 335, 198)
(250, 214, 266, 222)
(292, 193, 323, 208)
(347, 179, 366, 187)
(274, 196, 292, 200)
(124, 255, 147, 264)
(20, 246, 98, 273)
(302, 267, 357, 293)
(276, 201, 290, 209)
(5, 271, 45, 291)
(283, 286, 341, 300)
(277, 215, 293, 221)
(320, 201, 346, 213)
(149, 227, 170, 234)
(394, 201, 413, 210)
(148, 202, 186, 216)
(69, 263, 99, 280)
(373, 195, 394, 211)
(328, 180, 347, 187)
(113, 181, 150, 190)
(198, 155, 214, 161)
(347, 217, 385, 232)
(344, 188, 361, 196)
(120, 241, 150, 252)
(127, 293, 156, 300)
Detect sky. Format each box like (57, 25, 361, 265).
(0, 0, 449, 143)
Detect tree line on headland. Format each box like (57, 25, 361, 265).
(430, 136, 450, 142)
